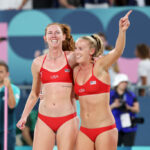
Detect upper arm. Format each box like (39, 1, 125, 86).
(66, 51, 77, 68)
(95, 48, 122, 71)
(31, 59, 41, 97)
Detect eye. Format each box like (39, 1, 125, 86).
(56, 31, 60, 34)
(47, 32, 52, 35)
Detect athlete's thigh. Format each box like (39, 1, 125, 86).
(75, 131, 94, 150)
(33, 118, 55, 150)
(95, 128, 118, 150)
(56, 117, 79, 150)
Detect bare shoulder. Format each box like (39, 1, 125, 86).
(64, 51, 76, 68)
(32, 55, 46, 72)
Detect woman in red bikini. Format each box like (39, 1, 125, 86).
(74, 10, 132, 150)
(17, 23, 79, 150)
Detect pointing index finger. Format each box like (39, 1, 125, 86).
(125, 10, 132, 18)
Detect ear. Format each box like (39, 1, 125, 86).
(90, 48, 95, 55)
(43, 36, 47, 42)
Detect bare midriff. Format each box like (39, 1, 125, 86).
(39, 82, 75, 117)
(79, 93, 115, 128)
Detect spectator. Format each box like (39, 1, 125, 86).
(0, 61, 20, 150)
(83, 0, 112, 8)
(114, 0, 137, 6)
(0, 0, 32, 10)
(19, 0, 54, 9)
(114, 0, 148, 6)
(21, 110, 38, 146)
(58, 0, 81, 8)
(110, 73, 139, 146)
(19, 0, 79, 9)
(135, 44, 150, 96)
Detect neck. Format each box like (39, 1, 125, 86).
(79, 61, 93, 70)
(48, 48, 63, 60)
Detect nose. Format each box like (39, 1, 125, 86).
(51, 33, 57, 37)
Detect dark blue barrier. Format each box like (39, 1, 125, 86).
(134, 96, 150, 146)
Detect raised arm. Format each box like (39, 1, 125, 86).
(17, 58, 41, 130)
(95, 10, 132, 70)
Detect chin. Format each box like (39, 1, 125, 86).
(76, 58, 82, 64)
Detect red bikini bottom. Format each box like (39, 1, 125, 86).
(80, 124, 116, 142)
(38, 112, 77, 133)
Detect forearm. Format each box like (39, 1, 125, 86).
(115, 30, 126, 56)
(129, 106, 139, 113)
(21, 92, 38, 119)
(8, 84, 16, 109)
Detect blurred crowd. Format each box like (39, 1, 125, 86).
(0, 0, 150, 10)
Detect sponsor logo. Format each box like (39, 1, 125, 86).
(50, 75, 59, 79)
(79, 89, 85, 93)
(90, 81, 96, 85)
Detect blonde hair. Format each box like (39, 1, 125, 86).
(45, 23, 75, 51)
(79, 34, 104, 58)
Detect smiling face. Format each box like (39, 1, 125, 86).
(44, 24, 66, 48)
(75, 38, 95, 64)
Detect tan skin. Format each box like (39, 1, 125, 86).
(74, 10, 132, 150)
(0, 66, 16, 109)
(17, 24, 78, 150)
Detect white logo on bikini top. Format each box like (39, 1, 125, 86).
(79, 89, 85, 93)
(51, 75, 59, 79)
(90, 81, 96, 85)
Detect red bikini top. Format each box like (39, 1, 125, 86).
(40, 52, 73, 84)
(74, 65, 110, 96)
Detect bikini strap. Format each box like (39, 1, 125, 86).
(64, 52, 69, 64)
(92, 64, 94, 76)
(41, 55, 47, 68)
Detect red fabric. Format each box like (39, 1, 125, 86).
(40, 53, 73, 84)
(74, 65, 110, 96)
(80, 124, 116, 142)
(38, 112, 77, 133)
